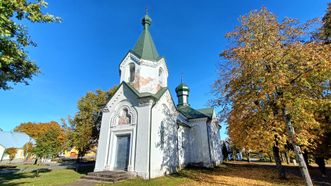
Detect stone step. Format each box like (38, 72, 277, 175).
(81, 175, 115, 182)
(81, 175, 130, 183)
(87, 171, 128, 178)
(82, 171, 132, 183)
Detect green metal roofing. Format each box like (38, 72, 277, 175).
(197, 108, 214, 119)
(175, 83, 190, 93)
(177, 105, 212, 119)
(122, 81, 167, 102)
(177, 121, 191, 128)
(132, 13, 160, 61)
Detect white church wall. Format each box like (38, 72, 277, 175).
(208, 120, 223, 166)
(95, 84, 139, 173)
(188, 118, 212, 167)
(178, 126, 185, 167)
(134, 98, 154, 179)
(0, 145, 5, 161)
(178, 125, 191, 167)
(95, 104, 112, 171)
(150, 91, 178, 178)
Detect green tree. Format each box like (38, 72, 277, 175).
(213, 8, 331, 185)
(60, 117, 74, 151)
(33, 127, 62, 160)
(309, 4, 331, 174)
(23, 142, 34, 159)
(72, 86, 117, 159)
(5, 147, 17, 161)
(0, 0, 60, 90)
(318, 3, 331, 43)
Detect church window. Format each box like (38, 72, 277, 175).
(158, 67, 163, 84)
(129, 63, 135, 82)
(118, 108, 131, 125)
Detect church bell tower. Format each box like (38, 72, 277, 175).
(119, 12, 168, 94)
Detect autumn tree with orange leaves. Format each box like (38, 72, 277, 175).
(14, 121, 64, 140)
(213, 8, 330, 185)
(15, 121, 66, 162)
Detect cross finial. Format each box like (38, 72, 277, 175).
(142, 7, 152, 28)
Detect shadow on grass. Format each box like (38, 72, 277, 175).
(0, 168, 52, 186)
(166, 163, 305, 186)
(167, 166, 234, 186)
(61, 160, 95, 175)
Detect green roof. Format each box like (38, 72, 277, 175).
(175, 83, 190, 93)
(197, 108, 214, 118)
(122, 82, 167, 102)
(177, 105, 212, 119)
(132, 13, 160, 61)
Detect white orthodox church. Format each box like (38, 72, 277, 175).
(94, 13, 223, 179)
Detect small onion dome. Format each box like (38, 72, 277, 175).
(142, 14, 152, 27)
(175, 83, 190, 93)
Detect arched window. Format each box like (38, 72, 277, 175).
(118, 108, 131, 125)
(158, 67, 163, 84)
(129, 63, 135, 82)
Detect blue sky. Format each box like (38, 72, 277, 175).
(0, 0, 329, 139)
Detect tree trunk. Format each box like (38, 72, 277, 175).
(315, 157, 326, 176)
(282, 107, 313, 186)
(273, 145, 286, 179)
(303, 149, 310, 167)
(76, 150, 84, 163)
(284, 151, 290, 164)
(33, 158, 38, 165)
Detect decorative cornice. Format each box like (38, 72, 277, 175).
(189, 118, 208, 123)
(129, 53, 140, 64)
(138, 98, 154, 107)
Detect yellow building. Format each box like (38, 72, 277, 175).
(63, 147, 97, 159)
(0, 131, 34, 162)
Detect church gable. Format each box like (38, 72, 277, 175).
(105, 82, 139, 112)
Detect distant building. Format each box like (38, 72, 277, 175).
(94, 12, 223, 179)
(62, 146, 97, 159)
(0, 131, 34, 162)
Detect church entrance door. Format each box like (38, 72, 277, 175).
(115, 135, 130, 171)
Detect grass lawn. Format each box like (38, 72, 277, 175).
(98, 163, 305, 186)
(0, 165, 81, 186)
(1, 162, 319, 186)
